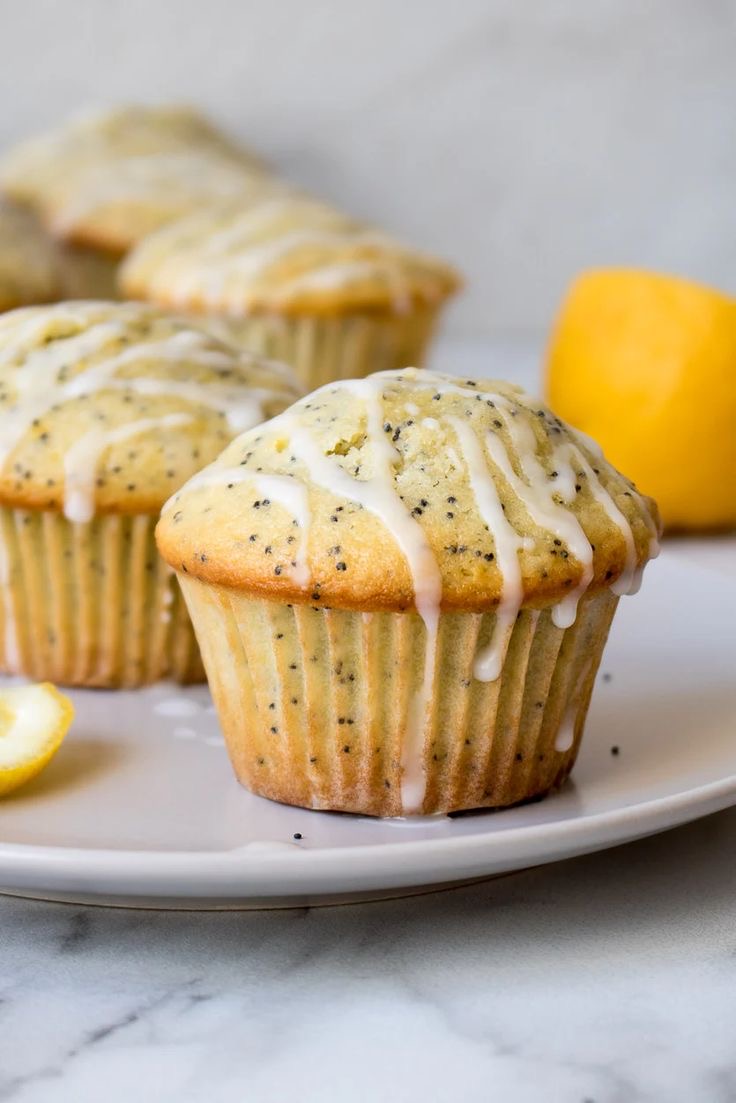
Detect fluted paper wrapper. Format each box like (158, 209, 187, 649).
(202, 308, 439, 389)
(0, 508, 203, 687)
(178, 576, 618, 816)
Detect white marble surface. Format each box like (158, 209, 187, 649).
(0, 807, 734, 1102)
(1, 1, 734, 334)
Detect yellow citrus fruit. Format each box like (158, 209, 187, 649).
(0, 682, 74, 797)
(545, 268, 736, 531)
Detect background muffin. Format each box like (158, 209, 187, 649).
(0, 300, 300, 687)
(121, 195, 461, 388)
(0, 201, 62, 311)
(0, 104, 272, 257)
(158, 367, 659, 817)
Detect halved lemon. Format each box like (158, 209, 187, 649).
(0, 683, 74, 797)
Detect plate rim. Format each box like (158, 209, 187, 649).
(1, 770, 734, 898)
(1, 537, 734, 902)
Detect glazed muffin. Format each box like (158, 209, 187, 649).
(0, 300, 300, 687)
(120, 196, 461, 388)
(0, 104, 271, 257)
(0, 201, 62, 311)
(157, 367, 660, 817)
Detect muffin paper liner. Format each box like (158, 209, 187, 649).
(0, 508, 203, 687)
(201, 308, 439, 388)
(178, 576, 619, 816)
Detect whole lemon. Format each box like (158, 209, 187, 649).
(545, 269, 736, 531)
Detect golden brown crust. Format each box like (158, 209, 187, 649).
(157, 369, 660, 613)
(119, 196, 462, 317)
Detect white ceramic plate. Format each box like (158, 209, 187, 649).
(0, 539, 734, 908)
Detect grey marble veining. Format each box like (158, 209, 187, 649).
(1, 806, 735, 1102)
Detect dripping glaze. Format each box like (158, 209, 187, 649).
(0, 304, 293, 523)
(170, 368, 658, 813)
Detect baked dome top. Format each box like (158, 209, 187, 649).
(0, 202, 61, 311)
(120, 196, 462, 316)
(0, 105, 271, 254)
(158, 367, 660, 651)
(0, 300, 300, 518)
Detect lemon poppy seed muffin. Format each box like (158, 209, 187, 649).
(0, 202, 62, 311)
(158, 368, 659, 817)
(0, 104, 271, 257)
(120, 196, 462, 388)
(0, 300, 300, 687)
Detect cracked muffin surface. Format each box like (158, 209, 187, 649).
(158, 367, 660, 815)
(158, 367, 659, 611)
(0, 299, 301, 518)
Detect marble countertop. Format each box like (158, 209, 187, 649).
(0, 807, 735, 1102)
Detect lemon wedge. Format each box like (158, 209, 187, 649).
(0, 683, 74, 797)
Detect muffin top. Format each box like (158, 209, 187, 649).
(0, 300, 300, 519)
(0, 105, 270, 255)
(120, 196, 462, 316)
(158, 367, 660, 630)
(0, 203, 61, 311)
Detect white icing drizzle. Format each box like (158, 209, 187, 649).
(63, 413, 193, 523)
(270, 259, 397, 301)
(193, 197, 301, 256)
(447, 417, 524, 682)
(482, 415, 595, 630)
(167, 369, 658, 813)
(124, 197, 445, 314)
(567, 444, 638, 597)
(0, 315, 282, 470)
(568, 428, 661, 563)
(253, 475, 311, 589)
(286, 378, 442, 813)
(52, 151, 262, 234)
(166, 466, 311, 589)
(554, 652, 595, 752)
(177, 225, 413, 312)
(554, 703, 577, 753)
(375, 369, 652, 626)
